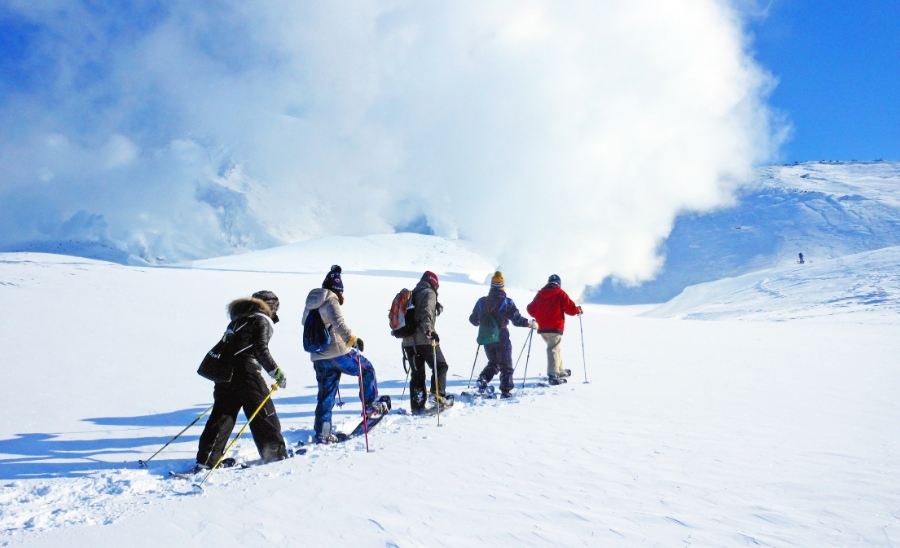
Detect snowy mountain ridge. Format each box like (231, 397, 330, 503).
(594, 160, 900, 304)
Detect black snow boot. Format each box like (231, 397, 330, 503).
(548, 375, 567, 385)
(559, 369, 572, 378)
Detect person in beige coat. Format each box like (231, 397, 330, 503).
(303, 265, 386, 443)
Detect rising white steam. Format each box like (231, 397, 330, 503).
(0, 1, 780, 293)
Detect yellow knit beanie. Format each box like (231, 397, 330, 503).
(490, 271, 504, 290)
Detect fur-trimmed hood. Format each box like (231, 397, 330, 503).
(228, 297, 273, 321)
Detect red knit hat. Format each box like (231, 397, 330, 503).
(422, 270, 439, 290)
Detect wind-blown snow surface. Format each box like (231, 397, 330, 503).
(1, 249, 899, 546)
(645, 245, 900, 321)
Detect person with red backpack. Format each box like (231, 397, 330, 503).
(401, 271, 449, 414)
(526, 274, 582, 385)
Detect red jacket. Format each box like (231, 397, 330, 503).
(526, 284, 579, 334)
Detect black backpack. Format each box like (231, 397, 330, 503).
(197, 320, 251, 382)
(303, 308, 333, 352)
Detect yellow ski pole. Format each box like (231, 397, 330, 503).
(195, 384, 278, 489)
(139, 404, 214, 468)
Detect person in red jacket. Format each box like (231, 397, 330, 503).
(526, 274, 582, 385)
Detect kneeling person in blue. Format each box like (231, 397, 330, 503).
(469, 271, 535, 398)
(303, 265, 387, 444)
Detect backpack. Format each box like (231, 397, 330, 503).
(476, 299, 501, 345)
(303, 308, 332, 353)
(197, 320, 251, 382)
(389, 288, 417, 339)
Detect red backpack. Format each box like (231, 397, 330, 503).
(388, 288, 417, 338)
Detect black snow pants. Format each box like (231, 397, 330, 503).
(197, 361, 287, 466)
(404, 344, 449, 411)
(478, 340, 515, 393)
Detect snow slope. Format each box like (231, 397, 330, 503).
(594, 160, 900, 303)
(186, 233, 496, 284)
(1, 243, 899, 546)
(645, 245, 900, 321)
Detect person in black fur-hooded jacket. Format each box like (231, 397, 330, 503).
(193, 290, 289, 471)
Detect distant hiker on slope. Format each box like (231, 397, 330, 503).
(469, 271, 535, 398)
(303, 265, 387, 444)
(403, 271, 450, 413)
(194, 291, 289, 472)
(526, 274, 582, 385)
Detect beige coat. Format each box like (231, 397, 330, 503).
(302, 288, 356, 361)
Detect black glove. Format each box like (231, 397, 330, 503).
(354, 338, 364, 352)
(429, 331, 440, 344)
(435, 302, 443, 316)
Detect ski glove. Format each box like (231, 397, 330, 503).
(428, 331, 440, 344)
(435, 302, 444, 316)
(354, 338, 365, 352)
(269, 367, 287, 389)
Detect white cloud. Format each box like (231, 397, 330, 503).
(0, 0, 781, 293)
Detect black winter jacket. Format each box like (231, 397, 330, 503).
(402, 279, 439, 347)
(227, 298, 279, 374)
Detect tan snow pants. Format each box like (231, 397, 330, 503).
(540, 332, 564, 377)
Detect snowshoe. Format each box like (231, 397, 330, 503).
(559, 368, 572, 378)
(365, 395, 392, 418)
(548, 376, 567, 386)
(500, 390, 513, 399)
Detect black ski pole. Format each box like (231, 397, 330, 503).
(400, 350, 411, 403)
(512, 329, 531, 372)
(466, 345, 481, 389)
(139, 404, 214, 468)
(337, 386, 344, 408)
(580, 313, 589, 383)
(521, 326, 534, 389)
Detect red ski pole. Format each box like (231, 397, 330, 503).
(356, 351, 371, 452)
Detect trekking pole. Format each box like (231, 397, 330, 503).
(580, 313, 589, 384)
(356, 352, 372, 453)
(400, 351, 411, 403)
(336, 386, 344, 408)
(522, 327, 534, 388)
(512, 329, 531, 372)
(139, 404, 214, 468)
(195, 384, 278, 489)
(521, 326, 534, 389)
(466, 345, 481, 389)
(433, 341, 442, 427)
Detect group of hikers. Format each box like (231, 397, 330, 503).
(190, 266, 582, 474)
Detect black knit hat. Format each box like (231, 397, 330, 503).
(548, 274, 561, 286)
(322, 265, 344, 293)
(251, 290, 279, 313)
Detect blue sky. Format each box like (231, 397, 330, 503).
(748, 0, 900, 161)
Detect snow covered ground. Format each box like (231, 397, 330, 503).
(645, 245, 900, 321)
(2, 236, 900, 546)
